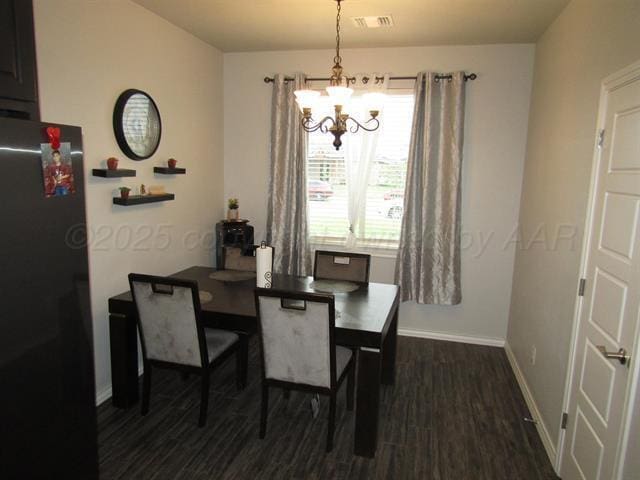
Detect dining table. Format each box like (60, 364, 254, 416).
(108, 265, 399, 458)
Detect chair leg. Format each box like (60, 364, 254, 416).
(198, 372, 210, 427)
(260, 383, 269, 439)
(141, 362, 151, 416)
(236, 335, 248, 391)
(346, 362, 355, 412)
(327, 392, 336, 452)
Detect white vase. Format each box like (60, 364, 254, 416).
(227, 209, 239, 221)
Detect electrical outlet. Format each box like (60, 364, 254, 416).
(530, 345, 537, 366)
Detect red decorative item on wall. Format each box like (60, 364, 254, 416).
(46, 126, 61, 149)
(107, 157, 119, 170)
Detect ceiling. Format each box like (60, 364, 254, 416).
(133, 0, 570, 53)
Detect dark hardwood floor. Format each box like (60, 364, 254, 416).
(98, 336, 558, 479)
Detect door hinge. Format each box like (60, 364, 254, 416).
(597, 129, 605, 148)
(561, 412, 569, 430)
(578, 278, 586, 297)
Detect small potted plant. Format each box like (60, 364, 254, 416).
(227, 198, 239, 221)
(119, 186, 131, 200)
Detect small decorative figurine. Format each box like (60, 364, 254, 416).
(227, 198, 239, 221)
(140, 184, 146, 195)
(168, 158, 177, 169)
(107, 157, 119, 170)
(119, 187, 131, 199)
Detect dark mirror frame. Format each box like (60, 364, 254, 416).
(113, 89, 162, 160)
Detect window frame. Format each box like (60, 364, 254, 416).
(305, 86, 414, 252)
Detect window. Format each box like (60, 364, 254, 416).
(307, 92, 414, 249)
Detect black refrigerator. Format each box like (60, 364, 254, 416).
(0, 118, 98, 478)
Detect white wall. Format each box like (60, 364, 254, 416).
(33, 0, 224, 401)
(224, 44, 534, 343)
(506, 0, 640, 462)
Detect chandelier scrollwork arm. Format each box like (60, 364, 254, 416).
(301, 115, 336, 134)
(346, 116, 380, 133)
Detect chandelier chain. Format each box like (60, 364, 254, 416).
(334, 0, 342, 66)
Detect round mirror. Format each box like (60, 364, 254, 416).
(113, 89, 161, 160)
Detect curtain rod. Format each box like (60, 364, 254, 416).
(263, 73, 477, 84)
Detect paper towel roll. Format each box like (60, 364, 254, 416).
(256, 243, 273, 288)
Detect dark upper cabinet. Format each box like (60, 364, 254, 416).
(0, 0, 39, 120)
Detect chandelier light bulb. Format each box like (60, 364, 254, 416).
(326, 85, 354, 107)
(294, 89, 320, 113)
(362, 92, 386, 113)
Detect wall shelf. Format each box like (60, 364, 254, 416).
(93, 168, 136, 178)
(113, 193, 175, 206)
(154, 167, 186, 174)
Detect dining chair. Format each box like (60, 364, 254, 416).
(313, 250, 371, 284)
(221, 246, 257, 271)
(254, 288, 355, 452)
(128, 273, 248, 427)
(220, 245, 276, 271)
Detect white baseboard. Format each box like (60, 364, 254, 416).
(398, 327, 505, 347)
(94, 365, 144, 407)
(504, 342, 558, 471)
(95, 384, 113, 406)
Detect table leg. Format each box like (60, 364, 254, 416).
(109, 313, 138, 408)
(381, 306, 398, 385)
(354, 346, 381, 458)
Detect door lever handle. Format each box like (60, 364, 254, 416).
(596, 345, 630, 366)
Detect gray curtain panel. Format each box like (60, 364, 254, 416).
(266, 73, 312, 276)
(395, 72, 466, 305)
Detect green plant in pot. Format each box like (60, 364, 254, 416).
(119, 186, 131, 199)
(227, 198, 239, 221)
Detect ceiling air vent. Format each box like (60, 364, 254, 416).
(351, 15, 394, 28)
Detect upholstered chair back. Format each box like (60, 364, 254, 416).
(129, 274, 204, 367)
(256, 290, 336, 388)
(223, 247, 257, 272)
(313, 250, 371, 284)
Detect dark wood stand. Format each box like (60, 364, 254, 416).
(215, 220, 254, 267)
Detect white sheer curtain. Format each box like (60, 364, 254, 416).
(343, 74, 389, 248)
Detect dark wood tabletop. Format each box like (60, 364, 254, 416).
(109, 266, 399, 349)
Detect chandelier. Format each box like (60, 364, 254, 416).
(294, 0, 384, 151)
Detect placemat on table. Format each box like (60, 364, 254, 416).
(310, 280, 359, 293)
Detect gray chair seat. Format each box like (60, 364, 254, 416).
(205, 328, 239, 362)
(223, 247, 257, 272)
(255, 289, 356, 452)
(335, 346, 353, 378)
(129, 273, 248, 428)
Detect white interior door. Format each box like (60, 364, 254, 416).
(561, 63, 640, 480)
